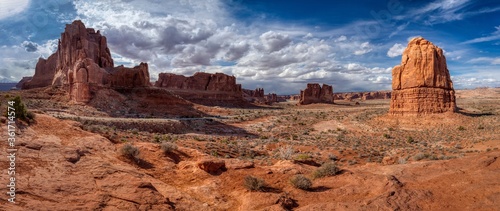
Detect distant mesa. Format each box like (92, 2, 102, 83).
(389, 37, 456, 115)
(299, 83, 334, 105)
(20, 20, 150, 103)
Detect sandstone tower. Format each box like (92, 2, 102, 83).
(389, 37, 456, 115)
(21, 20, 150, 103)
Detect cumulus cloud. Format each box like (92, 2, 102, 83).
(69, 0, 399, 93)
(387, 43, 405, 58)
(0, 0, 407, 93)
(353, 42, 373, 55)
(0, 0, 30, 20)
(259, 31, 291, 53)
(22, 41, 38, 52)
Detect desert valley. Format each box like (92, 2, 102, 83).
(0, 18, 498, 211)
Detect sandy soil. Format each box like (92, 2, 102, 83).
(0, 88, 498, 210)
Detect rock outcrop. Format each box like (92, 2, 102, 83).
(154, 72, 249, 106)
(21, 20, 150, 103)
(243, 88, 264, 98)
(389, 37, 456, 115)
(299, 83, 334, 105)
(333, 91, 391, 101)
(16, 76, 32, 89)
(155, 72, 241, 92)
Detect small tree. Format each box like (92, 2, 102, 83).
(6, 96, 34, 122)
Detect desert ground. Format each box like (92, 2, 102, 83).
(0, 87, 499, 210)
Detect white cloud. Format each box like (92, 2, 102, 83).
(462, 25, 500, 44)
(468, 57, 500, 65)
(387, 43, 405, 58)
(259, 31, 291, 53)
(403, 0, 500, 25)
(353, 42, 373, 55)
(0, 0, 30, 20)
(334, 35, 347, 42)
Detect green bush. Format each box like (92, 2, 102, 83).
(6, 96, 33, 122)
(312, 162, 341, 179)
(244, 175, 266, 191)
(121, 143, 140, 160)
(290, 174, 312, 190)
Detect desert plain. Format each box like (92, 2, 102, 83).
(0, 85, 498, 210)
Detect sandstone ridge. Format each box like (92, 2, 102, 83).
(389, 37, 456, 115)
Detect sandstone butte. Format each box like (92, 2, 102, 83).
(21, 20, 150, 103)
(389, 37, 457, 115)
(154, 72, 241, 93)
(299, 83, 334, 105)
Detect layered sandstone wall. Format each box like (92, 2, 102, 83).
(155, 72, 241, 92)
(389, 37, 456, 115)
(299, 83, 334, 105)
(154, 72, 248, 106)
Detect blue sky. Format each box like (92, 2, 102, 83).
(0, 0, 498, 93)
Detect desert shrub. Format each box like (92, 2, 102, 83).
(160, 142, 178, 154)
(295, 154, 311, 161)
(407, 136, 415, 144)
(277, 145, 294, 160)
(413, 153, 427, 161)
(244, 175, 266, 191)
(312, 162, 340, 179)
(477, 125, 484, 130)
(290, 174, 312, 190)
(383, 133, 391, 139)
(6, 96, 33, 122)
(121, 143, 140, 160)
(457, 126, 466, 131)
(328, 154, 338, 161)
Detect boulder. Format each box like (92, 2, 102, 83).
(389, 37, 456, 115)
(197, 159, 226, 174)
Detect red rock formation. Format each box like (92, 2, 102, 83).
(155, 72, 241, 92)
(242, 88, 264, 98)
(16, 76, 33, 89)
(265, 93, 278, 104)
(299, 83, 334, 105)
(289, 95, 300, 101)
(22, 20, 150, 103)
(389, 37, 456, 115)
(154, 72, 248, 106)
